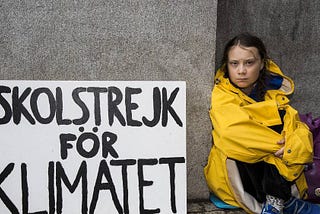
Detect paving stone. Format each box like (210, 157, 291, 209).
(187, 201, 246, 213)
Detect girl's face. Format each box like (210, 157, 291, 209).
(227, 45, 264, 95)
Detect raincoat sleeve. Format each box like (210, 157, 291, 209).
(210, 87, 313, 165)
(281, 108, 313, 165)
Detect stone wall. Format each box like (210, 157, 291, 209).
(0, 0, 218, 201)
(2, 0, 317, 203)
(216, 0, 320, 116)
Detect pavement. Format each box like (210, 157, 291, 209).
(187, 200, 246, 213)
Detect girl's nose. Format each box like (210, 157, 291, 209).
(238, 64, 246, 74)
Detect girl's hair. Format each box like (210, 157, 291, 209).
(221, 32, 270, 101)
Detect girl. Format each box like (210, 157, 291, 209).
(204, 33, 320, 214)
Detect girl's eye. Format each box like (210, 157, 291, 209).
(229, 62, 238, 66)
(246, 60, 254, 65)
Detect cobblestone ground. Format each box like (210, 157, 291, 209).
(187, 200, 246, 214)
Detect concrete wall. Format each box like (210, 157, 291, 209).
(0, 0, 217, 201)
(216, 0, 320, 116)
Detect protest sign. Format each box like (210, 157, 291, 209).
(0, 81, 186, 214)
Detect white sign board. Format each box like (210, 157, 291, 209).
(0, 81, 186, 214)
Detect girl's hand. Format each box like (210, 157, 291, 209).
(274, 138, 285, 158)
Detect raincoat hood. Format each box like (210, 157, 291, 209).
(214, 59, 294, 103)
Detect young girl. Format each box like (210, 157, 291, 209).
(204, 33, 320, 214)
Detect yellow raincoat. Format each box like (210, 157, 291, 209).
(204, 60, 313, 213)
